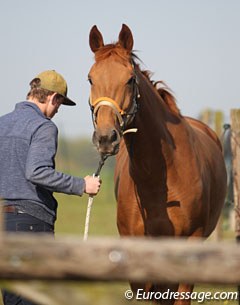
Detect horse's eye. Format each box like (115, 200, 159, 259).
(88, 77, 93, 85)
(127, 76, 135, 86)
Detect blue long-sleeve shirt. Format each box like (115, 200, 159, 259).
(0, 101, 85, 224)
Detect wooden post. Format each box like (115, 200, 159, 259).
(199, 109, 213, 129)
(214, 111, 224, 137)
(230, 109, 240, 305)
(230, 109, 240, 240)
(200, 110, 225, 241)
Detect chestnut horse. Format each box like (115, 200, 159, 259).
(88, 24, 227, 304)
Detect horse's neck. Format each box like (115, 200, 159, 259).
(125, 94, 168, 171)
(124, 78, 186, 180)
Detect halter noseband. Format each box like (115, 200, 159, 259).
(89, 75, 140, 135)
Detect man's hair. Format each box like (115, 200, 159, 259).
(26, 78, 54, 103)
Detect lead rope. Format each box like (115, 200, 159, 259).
(83, 155, 108, 241)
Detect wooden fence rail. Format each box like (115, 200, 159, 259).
(0, 234, 240, 285)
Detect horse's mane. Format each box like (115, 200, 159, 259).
(140, 70, 181, 116)
(95, 44, 181, 116)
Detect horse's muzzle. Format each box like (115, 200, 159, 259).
(92, 128, 120, 155)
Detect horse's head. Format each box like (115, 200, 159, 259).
(88, 24, 140, 156)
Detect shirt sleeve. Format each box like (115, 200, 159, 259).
(25, 121, 85, 196)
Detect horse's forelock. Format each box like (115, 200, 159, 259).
(94, 43, 131, 64)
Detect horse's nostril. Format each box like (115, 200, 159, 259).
(110, 130, 118, 142)
(99, 135, 108, 145)
(93, 129, 119, 155)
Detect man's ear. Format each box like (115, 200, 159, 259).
(49, 92, 58, 104)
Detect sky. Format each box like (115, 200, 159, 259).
(0, 0, 239, 138)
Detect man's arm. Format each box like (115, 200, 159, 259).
(25, 122, 86, 195)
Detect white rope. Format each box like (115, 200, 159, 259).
(83, 195, 94, 241)
(83, 158, 106, 241)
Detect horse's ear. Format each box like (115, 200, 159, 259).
(118, 24, 134, 52)
(89, 25, 104, 53)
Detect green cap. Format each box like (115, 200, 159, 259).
(35, 70, 76, 106)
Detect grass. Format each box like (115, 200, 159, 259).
(55, 170, 118, 237)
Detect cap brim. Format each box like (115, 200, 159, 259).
(62, 96, 76, 106)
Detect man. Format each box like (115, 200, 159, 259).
(0, 70, 101, 305)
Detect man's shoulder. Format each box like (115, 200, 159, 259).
(17, 101, 57, 128)
(35, 119, 58, 135)
(0, 109, 17, 131)
(0, 102, 57, 138)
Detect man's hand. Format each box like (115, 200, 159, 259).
(84, 175, 102, 196)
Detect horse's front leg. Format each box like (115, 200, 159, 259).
(173, 284, 193, 305)
(173, 227, 204, 305)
